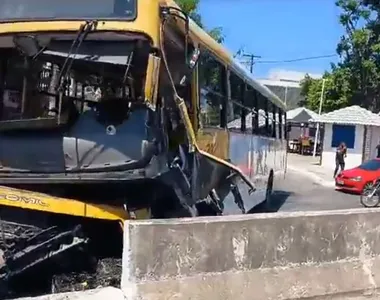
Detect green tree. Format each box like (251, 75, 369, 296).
(300, 71, 350, 113)
(176, 0, 225, 106)
(334, 0, 379, 110)
(300, 0, 380, 112)
(176, 0, 225, 43)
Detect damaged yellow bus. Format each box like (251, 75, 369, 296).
(0, 0, 287, 296)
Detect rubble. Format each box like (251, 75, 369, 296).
(52, 258, 122, 294)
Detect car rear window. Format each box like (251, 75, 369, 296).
(359, 159, 380, 171)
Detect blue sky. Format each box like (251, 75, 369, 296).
(199, 0, 344, 79)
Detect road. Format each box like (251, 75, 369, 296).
(271, 169, 361, 212)
(248, 169, 362, 214)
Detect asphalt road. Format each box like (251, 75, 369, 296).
(273, 170, 362, 212)
(249, 169, 362, 213)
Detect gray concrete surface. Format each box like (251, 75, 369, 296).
(271, 169, 361, 212)
(287, 153, 334, 186)
(247, 169, 361, 215)
(122, 208, 380, 300)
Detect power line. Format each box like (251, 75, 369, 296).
(241, 53, 261, 73)
(255, 54, 338, 64)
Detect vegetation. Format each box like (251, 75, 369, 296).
(176, 0, 225, 124)
(176, 0, 225, 43)
(300, 0, 380, 113)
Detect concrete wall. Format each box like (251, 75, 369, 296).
(122, 208, 380, 300)
(321, 123, 364, 170)
(13, 208, 380, 300)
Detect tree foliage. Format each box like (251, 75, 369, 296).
(176, 0, 225, 43)
(176, 0, 224, 112)
(300, 0, 380, 112)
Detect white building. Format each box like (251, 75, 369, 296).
(257, 70, 322, 110)
(310, 105, 380, 170)
(256, 79, 301, 110)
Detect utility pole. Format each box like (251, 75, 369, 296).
(313, 78, 326, 157)
(241, 53, 261, 74)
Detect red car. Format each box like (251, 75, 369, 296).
(335, 159, 380, 193)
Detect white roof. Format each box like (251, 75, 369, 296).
(257, 79, 300, 88)
(309, 105, 380, 126)
(267, 69, 323, 81)
(287, 107, 319, 121)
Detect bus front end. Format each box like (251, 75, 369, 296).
(0, 1, 173, 297)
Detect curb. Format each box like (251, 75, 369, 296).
(287, 165, 336, 188)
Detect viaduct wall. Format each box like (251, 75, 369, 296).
(13, 208, 380, 300)
(121, 208, 380, 300)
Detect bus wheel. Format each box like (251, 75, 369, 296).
(265, 170, 274, 208)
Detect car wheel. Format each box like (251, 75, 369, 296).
(360, 182, 380, 208)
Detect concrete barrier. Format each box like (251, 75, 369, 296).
(11, 287, 125, 300)
(121, 208, 380, 300)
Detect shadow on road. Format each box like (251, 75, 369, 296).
(247, 190, 294, 213)
(336, 189, 360, 196)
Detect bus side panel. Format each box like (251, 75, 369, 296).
(225, 131, 269, 211)
(272, 137, 288, 191)
(225, 131, 287, 212)
(228, 130, 253, 178)
(196, 128, 229, 160)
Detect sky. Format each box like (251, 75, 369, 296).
(199, 0, 344, 80)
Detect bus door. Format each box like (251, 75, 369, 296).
(192, 60, 229, 161)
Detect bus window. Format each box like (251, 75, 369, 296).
(271, 104, 277, 139)
(227, 72, 246, 132)
(2, 53, 49, 121)
(257, 94, 270, 137)
(266, 101, 274, 138)
(2, 55, 23, 120)
(0, 0, 137, 20)
(266, 100, 271, 136)
(284, 112, 288, 140)
(198, 51, 225, 128)
(245, 86, 259, 134)
(278, 108, 283, 139)
(239, 82, 247, 132)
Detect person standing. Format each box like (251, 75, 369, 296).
(334, 142, 347, 178)
(376, 140, 380, 158)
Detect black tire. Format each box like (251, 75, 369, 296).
(265, 171, 274, 206)
(360, 182, 380, 208)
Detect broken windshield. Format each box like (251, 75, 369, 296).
(38, 40, 136, 102)
(43, 41, 132, 66)
(0, 37, 145, 128)
(0, 0, 136, 21)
